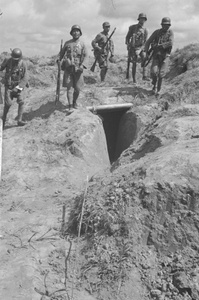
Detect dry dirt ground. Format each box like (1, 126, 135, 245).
(0, 53, 199, 300)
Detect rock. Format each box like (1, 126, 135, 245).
(151, 289, 162, 297)
(173, 272, 189, 289)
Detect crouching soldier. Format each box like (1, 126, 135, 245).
(0, 48, 28, 128)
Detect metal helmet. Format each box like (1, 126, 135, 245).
(11, 48, 22, 60)
(70, 25, 82, 36)
(138, 13, 147, 20)
(103, 21, 110, 28)
(161, 17, 171, 25)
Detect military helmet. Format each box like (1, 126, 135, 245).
(138, 13, 147, 20)
(161, 17, 171, 25)
(11, 48, 22, 60)
(103, 22, 110, 28)
(70, 25, 82, 36)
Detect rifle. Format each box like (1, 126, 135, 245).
(142, 39, 172, 68)
(90, 27, 116, 72)
(55, 39, 63, 105)
(126, 33, 140, 78)
(126, 48, 131, 79)
(142, 47, 154, 67)
(0, 83, 3, 104)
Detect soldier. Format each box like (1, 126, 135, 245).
(91, 22, 114, 82)
(125, 13, 149, 83)
(59, 25, 88, 110)
(144, 17, 174, 96)
(0, 48, 28, 128)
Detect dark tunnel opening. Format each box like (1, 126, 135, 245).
(98, 109, 129, 163)
(88, 103, 134, 164)
(100, 110, 124, 163)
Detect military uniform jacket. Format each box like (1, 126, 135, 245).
(0, 58, 28, 89)
(60, 38, 88, 70)
(91, 32, 114, 56)
(126, 24, 148, 49)
(145, 28, 174, 57)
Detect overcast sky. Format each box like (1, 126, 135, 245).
(0, 0, 198, 58)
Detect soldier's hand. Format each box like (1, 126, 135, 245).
(12, 87, 19, 94)
(157, 44, 163, 49)
(67, 58, 74, 66)
(109, 55, 116, 63)
(95, 46, 103, 53)
(76, 65, 84, 74)
(142, 51, 147, 60)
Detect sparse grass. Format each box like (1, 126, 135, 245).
(65, 182, 138, 296)
(162, 43, 199, 104)
(168, 43, 199, 77)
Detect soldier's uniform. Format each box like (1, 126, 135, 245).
(91, 22, 114, 81)
(145, 17, 174, 94)
(126, 24, 148, 61)
(0, 48, 28, 128)
(125, 13, 148, 82)
(60, 25, 88, 109)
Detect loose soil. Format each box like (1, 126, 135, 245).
(0, 52, 199, 300)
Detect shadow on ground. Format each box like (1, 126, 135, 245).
(113, 86, 154, 99)
(23, 100, 69, 121)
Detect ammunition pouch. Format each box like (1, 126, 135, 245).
(1, 77, 5, 85)
(75, 67, 83, 74)
(61, 58, 72, 71)
(61, 60, 66, 71)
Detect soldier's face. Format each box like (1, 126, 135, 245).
(103, 26, 110, 33)
(72, 29, 81, 40)
(139, 17, 146, 25)
(162, 24, 170, 31)
(11, 58, 20, 65)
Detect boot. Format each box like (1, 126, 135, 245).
(151, 76, 157, 94)
(2, 104, 10, 129)
(132, 63, 136, 83)
(142, 67, 150, 81)
(68, 104, 74, 112)
(2, 118, 5, 129)
(73, 91, 79, 109)
(73, 101, 78, 109)
(17, 103, 26, 126)
(152, 85, 156, 95)
(157, 77, 163, 93)
(67, 91, 73, 111)
(100, 68, 107, 82)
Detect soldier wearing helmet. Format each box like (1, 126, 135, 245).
(91, 22, 115, 82)
(144, 17, 174, 96)
(0, 48, 28, 128)
(125, 13, 149, 83)
(59, 24, 88, 110)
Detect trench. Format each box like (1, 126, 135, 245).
(88, 104, 136, 163)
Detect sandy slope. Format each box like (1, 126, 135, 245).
(0, 54, 199, 299)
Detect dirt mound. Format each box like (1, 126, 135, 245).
(66, 103, 199, 300)
(1, 47, 199, 300)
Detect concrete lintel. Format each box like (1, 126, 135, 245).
(87, 103, 133, 113)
